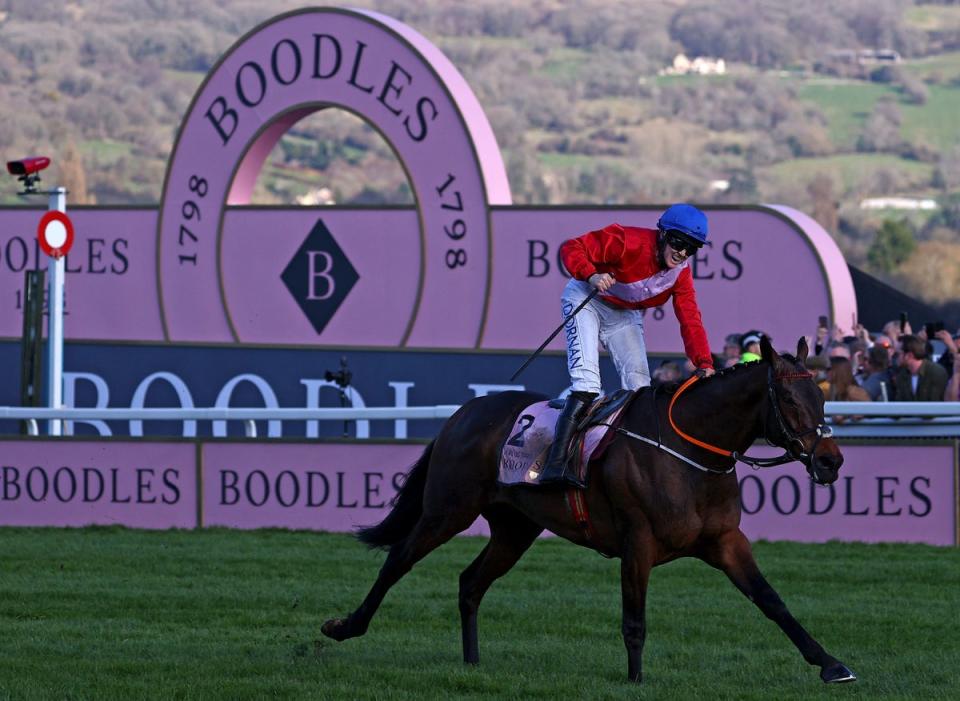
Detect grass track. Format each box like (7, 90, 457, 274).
(1, 528, 958, 699)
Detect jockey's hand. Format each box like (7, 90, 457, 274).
(588, 273, 616, 292)
(696, 367, 716, 379)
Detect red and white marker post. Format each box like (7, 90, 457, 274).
(37, 188, 72, 435)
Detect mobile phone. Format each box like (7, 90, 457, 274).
(899, 311, 908, 331)
(818, 315, 828, 329)
(925, 321, 944, 337)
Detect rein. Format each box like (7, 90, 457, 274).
(617, 365, 832, 475)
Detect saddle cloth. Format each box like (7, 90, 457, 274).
(497, 390, 633, 487)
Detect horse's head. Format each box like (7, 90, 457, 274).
(760, 336, 843, 485)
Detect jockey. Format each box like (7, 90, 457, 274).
(539, 203, 716, 486)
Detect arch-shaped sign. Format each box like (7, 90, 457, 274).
(157, 7, 511, 346)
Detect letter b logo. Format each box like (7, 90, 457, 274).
(307, 251, 335, 300)
(282, 218, 359, 334)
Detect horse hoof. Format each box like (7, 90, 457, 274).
(821, 662, 857, 683)
(321, 618, 349, 641)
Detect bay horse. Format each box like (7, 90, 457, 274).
(321, 336, 857, 684)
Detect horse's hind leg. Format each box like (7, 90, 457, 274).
(702, 529, 856, 683)
(322, 507, 480, 642)
(458, 507, 543, 665)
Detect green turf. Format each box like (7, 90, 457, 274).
(0, 527, 957, 699)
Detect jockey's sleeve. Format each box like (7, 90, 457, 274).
(559, 224, 627, 280)
(672, 267, 713, 369)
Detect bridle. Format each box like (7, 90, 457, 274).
(659, 364, 831, 472)
(760, 366, 833, 467)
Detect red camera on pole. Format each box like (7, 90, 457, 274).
(6, 156, 51, 194)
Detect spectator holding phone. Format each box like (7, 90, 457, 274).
(814, 316, 830, 356)
(883, 314, 913, 341)
(945, 343, 960, 401)
(933, 326, 956, 378)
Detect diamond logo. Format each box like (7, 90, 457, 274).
(281, 218, 358, 335)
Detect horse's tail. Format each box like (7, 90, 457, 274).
(355, 440, 434, 550)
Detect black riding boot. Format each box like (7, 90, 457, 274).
(538, 391, 597, 487)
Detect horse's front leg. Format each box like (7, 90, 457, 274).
(703, 529, 856, 684)
(620, 536, 654, 683)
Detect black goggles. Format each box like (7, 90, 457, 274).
(663, 230, 699, 255)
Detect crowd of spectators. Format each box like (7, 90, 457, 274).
(649, 317, 960, 403)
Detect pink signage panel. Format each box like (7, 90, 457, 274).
(202, 441, 422, 530)
(0, 208, 164, 341)
(219, 209, 420, 345)
(201, 441, 489, 536)
(0, 206, 853, 353)
(199, 441, 955, 545)
(738, 444, 956, 546)
(484, 207, 838, 355)
(0, 440, 953, 545)
(0, 440, 197, 529)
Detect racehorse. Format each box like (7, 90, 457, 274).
(321, 336, 857, 684)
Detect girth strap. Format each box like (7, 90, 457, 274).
(566, 487, 595, 541)
(565, 487, 613, 559)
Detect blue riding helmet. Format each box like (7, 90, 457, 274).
(657, 203, 708, 245)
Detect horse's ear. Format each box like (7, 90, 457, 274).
(760, 334, 777, 364)
(796, 336, 809, 363)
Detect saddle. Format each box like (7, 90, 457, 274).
(497, 389, 636, 487)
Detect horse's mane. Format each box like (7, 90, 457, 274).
(644, 359, 764, 397)
(706, 353, 806, 380)
(712, 359, 764, 379)
(645, 353, 806, 397)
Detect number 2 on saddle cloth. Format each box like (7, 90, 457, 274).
(497, 390, 635, 487)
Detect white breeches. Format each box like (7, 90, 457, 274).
(561, 279, 651, 395)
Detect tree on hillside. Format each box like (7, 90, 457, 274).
(922, 193, 960, 240)
(857, 98, 902, 153)
(668, 0, 920, 69)
(898, 71, 929, 105)
(895, 240, 960, 305)
(808, 173, 838, 234)
(669, 3, 798, 68)
(59, 141, 93, 205)
(867, 218, 916, 273)
(934, 144, 960, 192)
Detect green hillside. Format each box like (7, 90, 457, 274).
(1, 0, 959, 309)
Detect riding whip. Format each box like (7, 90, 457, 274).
(509, 287, 599, 381)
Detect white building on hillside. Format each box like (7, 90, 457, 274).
(661, 54, 726, 76)
(860, 197, 937, 211)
